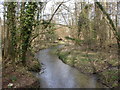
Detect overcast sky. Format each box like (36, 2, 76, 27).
(0, 1, 3, 20)
(0, 0, 76, 21)
(0, 0, 119, 23)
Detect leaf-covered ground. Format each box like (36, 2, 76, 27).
(2, 52, 41, 88)
(56, 44, 119, 88)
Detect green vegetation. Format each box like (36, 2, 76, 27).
(2, 2, 42, 88)
(56, 45, 118, 87)
(1, 1, 119, 88)
(20, 2, 38, 64)
(58, 52, 70, 62)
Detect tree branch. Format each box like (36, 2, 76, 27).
(95, 2, 120, 41)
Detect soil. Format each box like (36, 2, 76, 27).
(2, 56, 40, 88)
(2, 43, 58, 89)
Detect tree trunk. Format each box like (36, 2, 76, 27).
(95, 2, 120, 87)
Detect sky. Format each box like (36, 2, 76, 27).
(0, 2, 3, 20)
(0, 0, 76, 21)
(0, 0, 119, 24)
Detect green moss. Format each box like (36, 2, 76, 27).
(10, 76, 17, 82)
(58, 52, 70, 62)
(66, 59, 74, 66)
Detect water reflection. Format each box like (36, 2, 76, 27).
(36, 46, 103, 88)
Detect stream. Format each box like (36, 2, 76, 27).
(36, 45, 103, 88)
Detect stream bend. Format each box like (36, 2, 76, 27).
(36, 46, 103, 88)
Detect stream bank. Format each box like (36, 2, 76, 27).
(56, 44, 118, 88)
(36, 45, 104, 88)
(2, 43, 60, 88)
(2, 51, 41, 88)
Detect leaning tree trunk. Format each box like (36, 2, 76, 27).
(95, 2, 120, 87)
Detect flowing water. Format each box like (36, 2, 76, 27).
(36, 45, 103, 88)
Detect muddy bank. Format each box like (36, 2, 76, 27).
(3, 66, 40, 88)
(2, 51, 41, 88)
(2, 42, 60, 89)
(56, 45, 118, 88)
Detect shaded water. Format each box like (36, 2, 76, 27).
(36, 45, 103, 88)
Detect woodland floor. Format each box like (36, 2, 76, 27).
(2, 64, 40, 88)
(2, 42, 59, 89)
(2, 41, 119, 88)
(2, 54, 41, 88)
